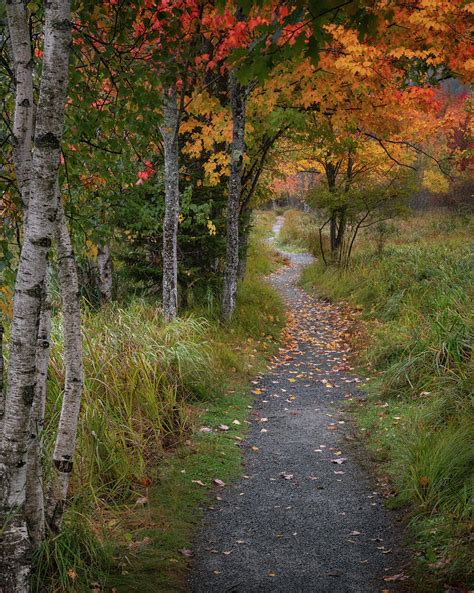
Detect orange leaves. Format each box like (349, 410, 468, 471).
(0, 286, 13, 319)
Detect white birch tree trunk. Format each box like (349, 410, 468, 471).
(25, 272, 52, 547)
(1, 2, 71, 589)
(221, 72, 247, 322)
(7, 0, 34, 217)
(160, 85, 180, 322)
(97, 243, 113, 303)
(46, 201, 83, 532)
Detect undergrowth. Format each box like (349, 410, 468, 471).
(33, 211, 286, 592)
(275, 208, 319, 254)
(300, 211, 474, 591)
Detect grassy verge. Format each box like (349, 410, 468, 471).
(299, 212, 473, 592)
(274, 208, 318, 253)
(34, 211, 286, 592)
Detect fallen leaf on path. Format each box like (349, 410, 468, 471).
(280, 472, 294, 480)
(331, 458, 347, 465)
(179, 548, 193, 557)
(213, 479, 225, 487)
(384, 574, 408, 582)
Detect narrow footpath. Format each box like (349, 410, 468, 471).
(189, 219, 409, 593)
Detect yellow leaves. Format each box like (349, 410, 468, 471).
(203, 152, 229, 186)
(79, 172, 106, 191)
(464, 58, 474, 73)
(388, 47, 443, 66)
(84, 240, 98, 258)
(423, 169, 450, 194)
(206, 220, 217, 236)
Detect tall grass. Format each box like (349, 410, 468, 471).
(34, 212, 285, 592)
(276, 209, 319, 254)
(300, 212, 474, 590)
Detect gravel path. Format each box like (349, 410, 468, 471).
(189, 219, 409, 593)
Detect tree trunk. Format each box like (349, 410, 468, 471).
(1, 2, 71, 589)
(238, 210, 251, 281)
(334, 206, 347, 251)
(7, 0, 34, 217)
(160, 85, 180, 322)
(334, 152, 353, 253)
(325, 163, 338, 254)
(46, 201, 83, 533)
(25, 272, 52, 547)
(329, 215, 338, 252)
(97, 243, 113, 303)
(222, 71, 246, 321)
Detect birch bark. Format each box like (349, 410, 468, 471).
(221, 71, 246, 321)
(1, 2, 71, 589)
(97, 243, 113, 303)
(160, 86, 180, 322)
(25, 272, 52, 546)
(46, 201, 83, 532)
(7, 0, 34, 216)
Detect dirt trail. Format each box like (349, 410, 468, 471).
(189, 218, 408, 593)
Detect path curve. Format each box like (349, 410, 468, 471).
(189, 218, 408, 593)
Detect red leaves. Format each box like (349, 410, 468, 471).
(136, 160, 155, 185)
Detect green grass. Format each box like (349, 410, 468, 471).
(33, 210, 286, 592)
(300, 212, 474, 591)
(275, 209, 319, 254)
(106, 389, 253, 592)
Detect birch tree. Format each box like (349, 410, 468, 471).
(24, 272, 52, 546)
(160, 85, 180, 322)
(97, 243, 113, 303)
(221, 71, 247, 322)
(0, 1, 72, 589)
(46, 202, 83, 532)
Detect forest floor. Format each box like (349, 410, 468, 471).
(189, 218, 410, 593)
